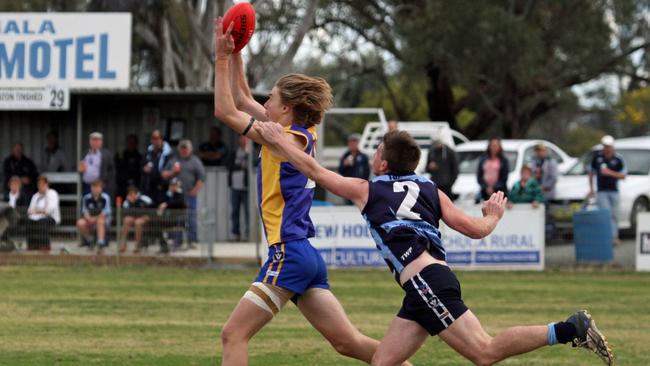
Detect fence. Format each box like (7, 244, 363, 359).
(0, 206, 230, 265)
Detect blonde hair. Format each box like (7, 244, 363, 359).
(275, 73, 333, 127)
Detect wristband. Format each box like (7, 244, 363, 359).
(242, 117, 255, 136)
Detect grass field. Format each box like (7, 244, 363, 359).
(0, 265, 648, 365)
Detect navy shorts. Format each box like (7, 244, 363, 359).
(398, 264, 468, 336)
(255, 239, 330, 300)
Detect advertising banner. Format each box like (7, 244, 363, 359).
(636, 212, 650, 272)
(304, 204, 545, 270)
(0, 13, 131, 89)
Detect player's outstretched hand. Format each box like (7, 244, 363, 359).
(214, 16, 235, 60)
(253, 122, 286, 146)
(482, 191, 506, 219)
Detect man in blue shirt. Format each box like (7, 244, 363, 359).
(588, 135, 626, 246)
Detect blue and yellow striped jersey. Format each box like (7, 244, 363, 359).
(257, 123, 317, 246)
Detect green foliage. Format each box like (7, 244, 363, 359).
(617, 87, 650, 126)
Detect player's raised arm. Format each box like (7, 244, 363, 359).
(440, 190, 506, 239)
(213, 17, 264, 144)
(230, 53, 268, 121)
(254, 122, 369, 208)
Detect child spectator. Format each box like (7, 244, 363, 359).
(77, 180, 111, 250)
(508, 166, 544, 208)
(119, 185, 153, 253)
(154, 178, 187, 253)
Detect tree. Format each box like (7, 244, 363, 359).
(324, 0, 650, 139)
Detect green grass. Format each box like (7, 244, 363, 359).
(0, 265, 648, 365)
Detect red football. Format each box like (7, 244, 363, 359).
(222, 2, 256, 53)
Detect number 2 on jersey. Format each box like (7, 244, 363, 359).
(393, 181, 422, 220)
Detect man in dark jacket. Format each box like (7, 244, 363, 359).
(1, 176, 31, 246)
(3, 143, 38, 197)
(78, 132, 116, 198)
(338, 133, 370, 180)
(426, 139, 459, 199)
(228, 136, 249, 241)
(142, 130, 174, 205)
(114, 134, 142, 200)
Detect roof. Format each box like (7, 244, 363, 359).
(71, 86, 213, 97)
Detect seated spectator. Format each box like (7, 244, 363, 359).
(26, 176, 60, 250)
(77, 180, 111, 250)
(119, 185, 153, 254)
(154, 178, 187, 253)
(5, 176, 31, 209)
(508, 166, 544, 208)
(2, 176, 31, 245)
(0, 202, 18, 252)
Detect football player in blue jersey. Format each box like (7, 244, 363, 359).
(214, 18, 412, 366)
(254, 122, 614, 366)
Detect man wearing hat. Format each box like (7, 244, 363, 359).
(78, 132, 115, 197)
(338, 133, 370, 204)
(339, 134, 370, 179)
(589, 135, 626, 245)
(532, 143, 558, 202)
(162, 139, 205, 246)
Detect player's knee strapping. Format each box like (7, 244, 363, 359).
(243, 282, 291, 316)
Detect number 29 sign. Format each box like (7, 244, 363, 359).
(0, 85, 69, 110)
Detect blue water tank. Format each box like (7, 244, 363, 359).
(572, 209, 613, 262)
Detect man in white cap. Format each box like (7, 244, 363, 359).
(79, 132, 115, 198)
(588, 135, 626, 245)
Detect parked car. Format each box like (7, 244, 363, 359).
(549, 136, 650, 230)
(451, 140, 576, 202)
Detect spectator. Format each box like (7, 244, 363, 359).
(41, 131, 67, 172)
(532, 144, 558, 202)
(3, 142, 38, 197)
(154, 178, 187, 253)
(387, 120, 399, 132)
(5, 176, 30, 208)
(589, 135, 626, 246)
(508, 166, 544, 208)
(77, 180, 111, 250)
(338, 133, 370, 180)
(162, 139, 205, 246)
(476, 137, 509, 202)
(1, 176, 31, 245)
(228, 136, 249, 241)
(426, 139, 459, 199)
(26, 176, 60, 251)
(0, 203, 18, 252)
(115, 134, 142, 200)
(119, 185, 153, 254)
(142, 130, 174, 205)
(79, 132, 115, 198)
(198, 126, 229, 166)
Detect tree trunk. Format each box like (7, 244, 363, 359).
(161, 15, 179, 88)
(425, 62, 458, 130)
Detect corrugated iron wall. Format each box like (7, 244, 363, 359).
(0, 93, 239, 175)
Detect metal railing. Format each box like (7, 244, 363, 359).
(0, 206, 219, 261)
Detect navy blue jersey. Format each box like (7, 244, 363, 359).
(82, 193, 112, 218)
(361, 174, 444, 282)
(590, 152, 625, 192)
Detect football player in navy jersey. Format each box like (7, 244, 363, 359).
(254, 122, 613, 366)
